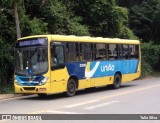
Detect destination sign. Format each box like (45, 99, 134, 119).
(19, 38, 47, 47)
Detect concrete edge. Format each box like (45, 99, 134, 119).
(0, 94, 32, 100)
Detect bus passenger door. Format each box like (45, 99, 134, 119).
(50, 44, 69, 93)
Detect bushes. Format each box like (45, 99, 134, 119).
(0, 39, 14, 93)
(141, 61, 153, 78)
(141, 42, 160, 77)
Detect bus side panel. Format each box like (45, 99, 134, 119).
(50, 67, 69, 93)
(94, 76, 114, 87)
(122, 60, 141, 82)
(66, 62, 92, 90)
(65, 60, 139, 89)
(66, 62, 112, 89)
(78, 78, 95, 89)
(122, 73, 139, 82)
(90, 60, 139, 86)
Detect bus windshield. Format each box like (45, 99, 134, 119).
(15, 47, 48, 75)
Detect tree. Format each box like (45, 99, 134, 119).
(0, 0, 48, 93)
(0, 0, 17, 44)
(129, 0, 160, 43)
(62, 0, 136, 39)
(0, 39, 13, 93)
(14, 0, 21, 39)
(116, 0, 145, 7)
(24, 0, 89, 36)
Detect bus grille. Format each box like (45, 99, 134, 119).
(23, 87, 35, 91)
(20, 78, 29, 81)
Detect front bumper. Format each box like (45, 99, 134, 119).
(14, 82, 50, 94)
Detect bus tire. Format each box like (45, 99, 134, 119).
(66, 78, 77, 97)
(112, 73, 121, 89)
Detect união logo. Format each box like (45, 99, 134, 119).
(101, 64, 115, 72)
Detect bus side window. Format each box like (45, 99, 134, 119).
(83, 43, 92, 61)
(122, 44, 129, 59)
(51, 46, 57, 65)
(129, 45, 139, 59)
(135, 45, 139, 59)
(95, 43, 106, 60)
(129, 45, 134, 59)
(51, 45, 65, 70)
(109, 44, 118, 60)
(66, 43, 78, 62)
(79, 43, 84, 61)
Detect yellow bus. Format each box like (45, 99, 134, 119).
(14, 35, 141, 97)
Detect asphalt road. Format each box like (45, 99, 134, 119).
(0, 77, 160, 123)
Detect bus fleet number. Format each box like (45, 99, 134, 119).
(80, 64, 86, 67)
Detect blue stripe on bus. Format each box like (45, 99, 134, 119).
(66, 60, 139, 79)
(16, 76, 44, 86)
(66, 62, 86, 79)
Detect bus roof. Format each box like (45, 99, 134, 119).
(18, 34, 140, 44)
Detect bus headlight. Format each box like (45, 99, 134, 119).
(39, 77, 49, 85)
(15, 79, 20, 85)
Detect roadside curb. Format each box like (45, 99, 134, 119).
(0, 94, 28, 100)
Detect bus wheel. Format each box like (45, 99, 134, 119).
(112, 73, 121, 89)
(66, 79, 77, 97)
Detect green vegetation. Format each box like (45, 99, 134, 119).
(0, 0, 160, 93)
(128, 0, 160, 77)
(141, 42, 160, 78)
(129, 0, 160, 44)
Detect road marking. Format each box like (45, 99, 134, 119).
(100, 84, 160, 100)
(84, 101, 119, 110)
(65, 84, 160, 109)
(65, 100, 99, 108)
(45, 110, 80, 114)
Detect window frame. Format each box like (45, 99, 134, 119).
(51, 41, 140, 63)
(50, 42, 65, 70)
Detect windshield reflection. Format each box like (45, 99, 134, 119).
(15, 47, 48, 75)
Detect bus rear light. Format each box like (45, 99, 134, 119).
(39, 88, 46, 92)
